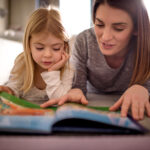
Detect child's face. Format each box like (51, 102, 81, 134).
(94, 3, 134, 58)
(30, 32, 64, 72)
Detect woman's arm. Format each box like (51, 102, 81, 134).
(71, 33, 88, 94)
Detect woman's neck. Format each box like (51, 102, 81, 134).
(104, 45, 131, 69)
(105, 55, 125, 69)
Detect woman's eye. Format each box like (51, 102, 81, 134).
(114, 27, 124, 32)
(95, 24, 104, 28)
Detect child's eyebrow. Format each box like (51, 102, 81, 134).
(33, 42, 44, 45)
(51, 43, 63, 46)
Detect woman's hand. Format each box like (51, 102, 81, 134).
(40, 88, 88, 108)
(48, 51, 69, 72)
(0, 86, 14, 95)
(109, 84, 150, 120)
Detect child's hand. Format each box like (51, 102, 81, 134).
(0, 86, 14, 95)
(109, 84, 150, 120)
(40, 88, 88, 107)
(48, 52, 69, 72)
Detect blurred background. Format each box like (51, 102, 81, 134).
(0, 0, 149, 84)
(0, 0, 93, 41)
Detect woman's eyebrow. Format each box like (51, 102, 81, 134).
(95, 18, 103, 23)
(112, 22, 128, 26)
(95, 18, 128, 26)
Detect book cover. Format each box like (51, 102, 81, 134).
(0, 92, 147, 134)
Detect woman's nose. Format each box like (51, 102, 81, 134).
(101, 28, 113, 41)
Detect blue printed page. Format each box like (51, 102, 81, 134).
(0, 116, 54, 133)
(54, 103, 142, 132)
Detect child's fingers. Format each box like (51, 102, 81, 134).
(0, 86, 14, 95)
(109, 95, 123, 111)
(58, 95, 69, 105)
(40, 99, 58, 108)
(64, 52, 70, 59)
(62, 52, 69, 61)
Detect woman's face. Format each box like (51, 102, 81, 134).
(94, 3, 134, 58)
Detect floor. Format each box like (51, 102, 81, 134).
(0, 38, 23, 84)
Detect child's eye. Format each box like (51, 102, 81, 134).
(53, 48, 61, 51)
(36, 47, 44, 50)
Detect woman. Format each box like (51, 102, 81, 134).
(41, 0, 150, 120)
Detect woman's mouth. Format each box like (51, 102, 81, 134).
(102, 42, 114, 49)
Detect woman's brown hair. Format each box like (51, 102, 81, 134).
(93, 0, 150, 86)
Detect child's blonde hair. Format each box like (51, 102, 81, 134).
(12, 7, 70, 93)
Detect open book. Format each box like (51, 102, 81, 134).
(0, 92, 147, 134)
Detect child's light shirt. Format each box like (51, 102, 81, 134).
(5, 67, 74, 104)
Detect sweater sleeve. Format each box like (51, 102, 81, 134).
(144, 79, 150, 95)
(71, 31, 88, 94)
(41, 67, 74, 99)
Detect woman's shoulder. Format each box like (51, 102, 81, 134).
(76, 27, 96, 40)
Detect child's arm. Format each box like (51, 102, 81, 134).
(40, 88, 88, 107)
(4, 72, 23, 97)
(41, 66, 74, 99)
(40, 51, 74, 103)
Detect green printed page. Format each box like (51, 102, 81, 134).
(0, 92, 57, 111)
(0, 92, 56, 133)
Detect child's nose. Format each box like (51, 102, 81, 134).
(44, 49, 52, 57)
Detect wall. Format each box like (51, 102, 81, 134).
(10, 0, 35, 31)
(0, 0, 8, 35)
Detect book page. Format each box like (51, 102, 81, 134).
(53, 103, 142, 132)
(0, 93, 56, 133)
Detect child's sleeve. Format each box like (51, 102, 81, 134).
(41, 67, 74, 99)
(4, 73, 23, 97)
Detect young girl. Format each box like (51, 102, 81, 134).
(41, 0, 150, 120)
(0, 8, 74, 105)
